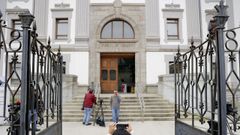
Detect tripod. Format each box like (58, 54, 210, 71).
(93, 98, 105, 126)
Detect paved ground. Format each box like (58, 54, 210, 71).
(0, 121, 175, 135)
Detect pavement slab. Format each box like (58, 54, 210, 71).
(0, 121, 175, 135)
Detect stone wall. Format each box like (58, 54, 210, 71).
(158, 74, 175, 103)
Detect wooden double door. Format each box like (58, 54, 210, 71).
(100, 53, 134, 93)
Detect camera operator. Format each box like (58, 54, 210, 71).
(107, 123, 133, 135)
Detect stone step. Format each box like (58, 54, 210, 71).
(63, 102, 170, 106)
(62, 116, 174, 122)
(63, 109, 174, 114)
(62, 94, 174, 122)
(63, 106, 173, 111)
(73, 96, 164, 100)
(63, 105, 174, 110)
(63, 112, 174, 117)
(71, 99, 167, 103)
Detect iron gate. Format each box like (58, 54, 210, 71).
(175, 1, 240, 135)
(0, 10, 62, 135)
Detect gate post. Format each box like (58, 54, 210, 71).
(214, 1, 228, 135)
(19, 11, 34, 135)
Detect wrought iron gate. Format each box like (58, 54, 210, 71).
(174, 1, 240, 135)
(0, 10, 62, 135)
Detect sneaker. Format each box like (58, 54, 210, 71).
(85, 123, 92, 126)
(82, 122, 85, 125)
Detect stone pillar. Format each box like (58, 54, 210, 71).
(214, 1, 228, 134)
(145, 0, 159, 38)
(186, 0, 201, 41)
(19, 11, 34, 135)
(75, 0, 89, 42)
(34, 0, 49, 42)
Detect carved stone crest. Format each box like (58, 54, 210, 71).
(114, 0, 122, 16)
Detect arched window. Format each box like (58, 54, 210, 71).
(101, 19, 135, 39)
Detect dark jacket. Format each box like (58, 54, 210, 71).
(83, 91, 96, 108)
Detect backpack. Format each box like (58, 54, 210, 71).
(96, 116, 105, 127)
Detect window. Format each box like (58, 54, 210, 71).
(169, 61, 182, 74)
(12, 20, 22, 39)
(110, 70, 116, 80)
(101, 20, 134, 39)
(102, 70, 108, 80)
(56, 18, 68, 39)
(167, 19, 179, 40)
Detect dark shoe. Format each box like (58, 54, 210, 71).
(82, 122, 85, 125)
(85, 123, 92, 126)
(29, 128, 40, 131)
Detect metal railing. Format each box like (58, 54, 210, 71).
(174, 1, 240, 135)
(0, 10, 62, 135)
(136, 83, 145, 122)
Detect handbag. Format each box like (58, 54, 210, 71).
(96, 116, 105, 127)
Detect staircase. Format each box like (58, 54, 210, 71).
(62, 94, 174, 122)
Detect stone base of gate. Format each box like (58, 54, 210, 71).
(37, 122, 62, 135)
(175, 120, 210, 135)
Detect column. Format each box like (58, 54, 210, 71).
(34, 0, 49, 42)
(75, 0, 89, 42)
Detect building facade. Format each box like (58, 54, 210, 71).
(0, 0, 239, 93)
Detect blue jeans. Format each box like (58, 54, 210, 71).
(29, 110, 37, 129)
(112, 108, 120, 123)
(83, 107, 92, 124)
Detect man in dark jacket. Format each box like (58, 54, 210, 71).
(82, 88, 96, 125)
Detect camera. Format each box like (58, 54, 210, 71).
(116, 124, 129, 130)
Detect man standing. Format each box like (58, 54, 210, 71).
(82, 88, 96, 125)
(110, 90, 121, 123)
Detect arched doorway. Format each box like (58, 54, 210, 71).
(99, 19, 136, 93)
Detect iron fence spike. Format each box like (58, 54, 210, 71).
(0, 10, 2, 18)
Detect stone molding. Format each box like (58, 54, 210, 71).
(97, 39, 138, 43)
(75, 36, 89, 42)
(8, 0, 29, 3)
(91, 3, 144, 6)
(162, 8, 184, 12)
(146, 37, 160, 42)
(205, 9, 217, 16)
(6, 8, 29, 14)
(165, 4, 180, 9)
(146, 45, 189, 52)
(55, 3, 70, 8)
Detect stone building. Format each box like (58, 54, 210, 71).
(0, 0, 239, 94)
